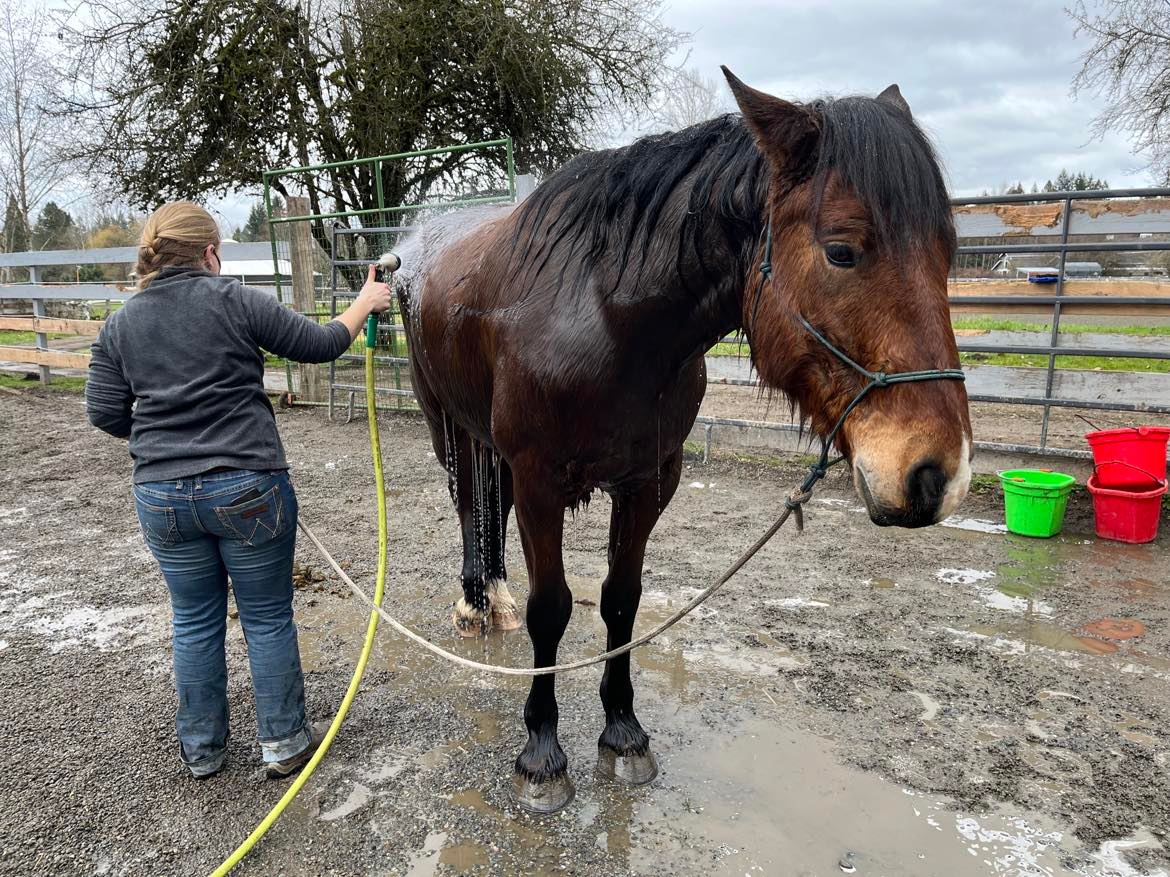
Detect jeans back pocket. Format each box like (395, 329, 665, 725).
(213, 482, 288, 546)
(134, 495, 179, 548)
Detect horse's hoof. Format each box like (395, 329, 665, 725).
(491, 606, 523, 632)
(452, 597, 490, 638)
(451, 612, 486, 638)
(512, 772, 575, 814)
(597, 746, 658, 786)
(488, 580, 522, 632)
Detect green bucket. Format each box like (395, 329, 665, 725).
(998, 469, 1077, 538)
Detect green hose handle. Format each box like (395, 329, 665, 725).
(365, 313, 377, 350)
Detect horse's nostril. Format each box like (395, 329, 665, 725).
(907, 460, 947, 520)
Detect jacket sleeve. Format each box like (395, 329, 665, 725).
(86, 330, 133, 439)
(241, 286, 352, 364)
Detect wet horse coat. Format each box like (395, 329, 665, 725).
(396, 70, 971, 811)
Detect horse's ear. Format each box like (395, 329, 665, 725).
(877, 84, 912, 116)
(721, 66, 819, 168)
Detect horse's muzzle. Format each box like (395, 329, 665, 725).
(854, 458, 960, 528)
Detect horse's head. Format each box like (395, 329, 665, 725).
(724, 68, 971, 528)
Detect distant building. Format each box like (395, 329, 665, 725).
(1015, 262, 1102, 282)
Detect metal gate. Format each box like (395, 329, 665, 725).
(261, 140, 517, 409)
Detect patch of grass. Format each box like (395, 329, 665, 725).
(708, 340, 752, 358)
(85, 301, 124, 319)
(0, 373, 87, 392)
(0, 330, 69, 345)
(967, 474, 1003, 496)
(960, 352, 1170, 373)
(953, 317, 1170, 337)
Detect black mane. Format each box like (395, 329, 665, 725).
(511, 114, 767, 293)
(510, 94, 953, 295)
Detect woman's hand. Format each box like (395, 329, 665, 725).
(334, 264, 396, 342)
(358, 264, 393, 314)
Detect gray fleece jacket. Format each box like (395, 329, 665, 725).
(86, 267, 351, 483)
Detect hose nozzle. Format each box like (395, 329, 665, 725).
(374, 252, 401, 281)
(368, 253, 402, 349)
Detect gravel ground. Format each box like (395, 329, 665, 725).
(1, 390, 1168, 877)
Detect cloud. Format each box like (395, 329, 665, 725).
(663, 0, 1153, 192)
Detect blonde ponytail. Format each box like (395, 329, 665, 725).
(136, 201, 221, 289)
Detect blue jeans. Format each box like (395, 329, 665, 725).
(133, 469, 311, 776)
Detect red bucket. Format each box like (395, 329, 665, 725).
(1085, 426, 1169, 488)
(1086, 474, 1167, 544)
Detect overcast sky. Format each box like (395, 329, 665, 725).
(663, 0, 1148, 196)
(202, 0, 1149, 230)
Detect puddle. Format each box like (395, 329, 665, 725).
(681, 641, 808, 675)
(954, 623, 1092, 657)
(566, 712, 1166, 876)
(439, 841, 489, 870)
(768, 596, 831, 610)
(941, 516, 1008, 534)
(1081, 618, 1147, 640)
(937, 569, 996, 586)
(910, 691, 941, 721)
(0, 595, 156, 653)
(997, 542, 1062, 601)
(319, 782, 372, 821)
(404, 831, 447, 877)
(936, 569, 1055, 616)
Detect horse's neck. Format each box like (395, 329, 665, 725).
(655, 224, 758, 370)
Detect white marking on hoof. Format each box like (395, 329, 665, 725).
(452, 596, 489, 638)
(488, 579, 522, 631)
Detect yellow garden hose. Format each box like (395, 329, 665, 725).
(210, 315, 387, 876)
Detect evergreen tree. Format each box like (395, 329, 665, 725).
(240, 201, 271, 242)
(31, 202, 80, 281)
(32, 202, 77, 250)
(1042, 169, 1110, 193)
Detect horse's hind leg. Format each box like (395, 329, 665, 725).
(443, 425, 521, 636)
(483, 457, 521, 632)
(597, 449, 682, 785)
(511, 473, 574, 813)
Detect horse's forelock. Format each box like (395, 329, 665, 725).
(809, 96, 955, 258)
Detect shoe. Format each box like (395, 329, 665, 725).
(264, 722, 329, 779)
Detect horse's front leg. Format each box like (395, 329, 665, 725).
(598, 450, 682, 784)
(511, 479, 574, 813)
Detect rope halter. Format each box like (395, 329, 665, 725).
(753, 220, 966, 525)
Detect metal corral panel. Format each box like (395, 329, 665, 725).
(954, 197, 1170, 238)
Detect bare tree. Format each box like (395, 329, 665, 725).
(0, 0, 70, 238)
(1069, 0, 1170, 181)
(652, 66, 729, 132)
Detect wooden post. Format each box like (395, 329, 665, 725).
(286, 196, 322, 402)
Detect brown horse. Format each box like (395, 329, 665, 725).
(395, 68, 972, 813)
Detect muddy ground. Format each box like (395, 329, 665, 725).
(1, 390, 1168, 877)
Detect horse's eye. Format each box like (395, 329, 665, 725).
(824, 243, 858, 268)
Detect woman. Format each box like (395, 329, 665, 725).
(86, 201, 393, 779)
